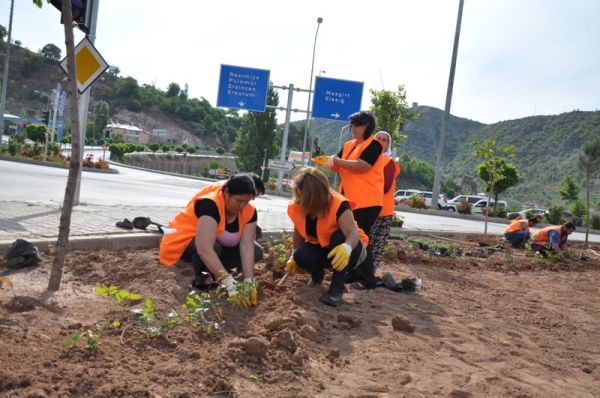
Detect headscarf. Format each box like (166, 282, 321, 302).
(375, 131, 392, 156)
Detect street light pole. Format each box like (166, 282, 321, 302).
(300, 17, 323, 165)
(0, 0, 15, 148)
(431, 0, 464, 210)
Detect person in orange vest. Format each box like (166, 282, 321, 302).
(322, 111, 385, 236)
(368, 131, 401, 270)
(285, 167, 371, 306)
(504, 216, 540, 248)
(159, 174, 262, 307)
(531, 222, 576, 257)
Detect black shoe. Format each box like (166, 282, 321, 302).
(321, 291, 343, 306)
(307, 278, 322, 287)
(351, 281, 366, 290)
(116, 218, 134, 230)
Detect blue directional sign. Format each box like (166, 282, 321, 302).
(217, 64, 270, 112)
(312, 76, 364, 121)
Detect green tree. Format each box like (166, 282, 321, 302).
(39, 43, 61, 61)
(557, 174, 580, 208)
(86, 121, 95, 139)
(0, 24, 6, 42)
(369, 85, 419, 144)
(174, 146, 184, 153)
(476, 158, 519, 203)
(148, 143, 160, 153)
(94, 100, 109, 141)
(25, 124, 47, 142)
(186, 146, 196, 155)
(107, 65, 120, 77)
(472, 139, 516, 234)
(161, 144, 170, 152)
(577, 136, 600, 245)
(166, 82, 180, 97)
(233, 87, 279, 174)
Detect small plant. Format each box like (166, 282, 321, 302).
(182, 291, 224, 335)
(405, 194, 426, 209)
(63, 320, 121, 355)
(264, 234, 293, 273)
(383, 242, 396, 259)
(94, 284, 142, 303)
(457, 200, 472, 214)
(391, 214, 403, 227)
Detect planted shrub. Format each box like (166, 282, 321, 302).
(457, 200, 472, 214)
(545, 205, 564, 225)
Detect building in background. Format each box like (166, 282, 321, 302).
(105, 123, 149, 144)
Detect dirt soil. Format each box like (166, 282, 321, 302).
(1, 234, 600, 398)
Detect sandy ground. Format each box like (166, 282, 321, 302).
(1, 234, 600, 398)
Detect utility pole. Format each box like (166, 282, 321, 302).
(74, 0, 100, 205)
(301, 17, 323, 166)
(431, 0, 464, 209)
(0, 0, 15, 148)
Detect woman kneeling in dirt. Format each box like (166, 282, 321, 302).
(159, 174, 263, 307)
(285, 167, 371, 306)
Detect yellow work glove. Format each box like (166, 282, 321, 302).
(311, 155, 330, 166)
(327, 243, 352, 271)
(285, 256, 298, 274)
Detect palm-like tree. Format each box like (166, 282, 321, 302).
(577, 137, 600, 246)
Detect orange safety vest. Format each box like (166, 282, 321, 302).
(337, 136, 385, 209)
(159, 189, 256, 266)
(380, 157, 401, 217)
(287, 191, 369, 248)
(532, 226, 563, 246)
(505, 219, 528, 234)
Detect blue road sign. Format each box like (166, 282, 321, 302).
(57, 120, 65, 142)
(217, 64, 270, 112)
(312, 76, 364, 121)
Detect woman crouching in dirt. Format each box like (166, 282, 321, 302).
(159, 174, 263, 307)
(285, 167, 373, 306)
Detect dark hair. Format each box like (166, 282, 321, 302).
(527, 217, 540, 226)
(246, 172, 265, 195)
(564, 222, 576, 231)
(223, 174, 256, 196)
(349, 111, 376, 139)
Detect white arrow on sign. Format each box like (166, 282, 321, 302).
(238, 101, 246, 107)
(330, 113, 340, 119)
(268, 159, 295, 172)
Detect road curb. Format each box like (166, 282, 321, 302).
(0, 155, 119, 174)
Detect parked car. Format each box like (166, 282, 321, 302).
(416, 191, 448, 209)
(561, 210, 583, 226)
(446, 195, 487, 211)
(394, 189, 420, 204)
(507, 208, 548, 220)
(472, 199, 508, 214)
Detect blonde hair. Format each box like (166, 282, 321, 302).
(292, 167, 332, 217)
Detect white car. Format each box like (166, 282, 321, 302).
(472, 199, 508, 214)
(394, 189, 420, 204)
(446, 195, 487, 211)
(416, 191, 448, 209)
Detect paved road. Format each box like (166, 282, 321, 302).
(1, 160, 598, 243)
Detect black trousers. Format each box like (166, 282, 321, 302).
(182, 239, 263, 284)
(293, 230, 364, 294)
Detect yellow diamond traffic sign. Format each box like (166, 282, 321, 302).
(60, 37, 108, 93)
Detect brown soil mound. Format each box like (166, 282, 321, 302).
(1, 234, 600, 397)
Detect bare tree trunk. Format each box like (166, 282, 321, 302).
(585, 169, 590, 246)
(484, 175, 495, 236)
(48, 1, 81, 291)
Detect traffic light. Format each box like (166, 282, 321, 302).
(50, 0, 92, 34)
(315, 146, 321, 156)
(42, 111, 50, 126)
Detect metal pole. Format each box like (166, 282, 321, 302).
(333, 124, 350, 188)
(50, 89, 59, 143)
(277, 84, 294, 193)
(431, 0, 463, 210)
(74, 0, 100, 205)
(300, 17, 323, 166)
(0, 0, 15, 148)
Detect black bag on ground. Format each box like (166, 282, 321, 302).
(4, 239, 41, 269)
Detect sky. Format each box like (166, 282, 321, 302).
(2, 0, 600, 124)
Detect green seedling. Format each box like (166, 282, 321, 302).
(94, 284, 142, 303)
(182, 291, 224, 334)
(264, 234, 293, 271)
(248, 374, 258, 382)
(63, 320, 121, 355)
(132, 298, 155, 324)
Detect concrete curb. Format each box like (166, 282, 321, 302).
(0, 155, 119, 174)
(107, 159, 218, 182)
